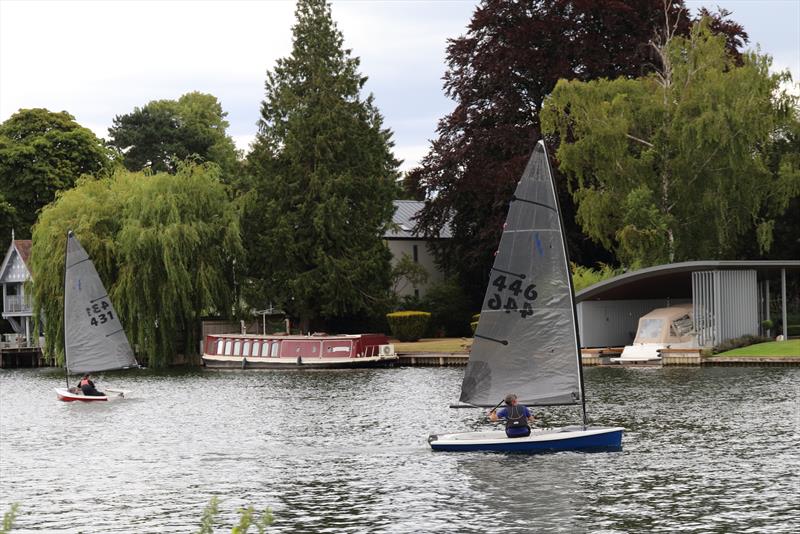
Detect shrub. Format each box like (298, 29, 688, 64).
(470, 313, 480, 335)
(386, 311, 431, 341)
(712, 335, 772, 354)
(422, 278, 473, 337)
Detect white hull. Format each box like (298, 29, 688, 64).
(54, 388, 128, 402)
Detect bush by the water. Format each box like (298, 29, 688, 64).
(712, 335, 772, 354)
(386, 311, 431, 341)
(422, 279, 473, 337)
(470, 313, 480, 335)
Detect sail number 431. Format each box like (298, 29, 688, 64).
(85, 300, 114, 327)
(487, 276, 537, 317)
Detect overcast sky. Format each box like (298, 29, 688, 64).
(1, 0, 797, 172)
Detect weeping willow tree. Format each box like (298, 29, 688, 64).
(31, 163, 242, 367)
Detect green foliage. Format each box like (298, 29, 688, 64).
(197, 497, 273, 534)
(198, 496, 220, 534)
(386, 311, 431, 342)
(243, 0, 400, 330)
(1, 503, 18, 534)
(391, 253, 430, 295)
(109, 92, 239, 178)
(0, 108, 112, 238)
(422, 278, 473, 337)
(571, 263, 623, 293)
(232, 505, 274, 534)
(0, 191, 16, 242)
(470, 313, 479, 336)
(31, 163, 242, 367)
(542, 20, 800, 266)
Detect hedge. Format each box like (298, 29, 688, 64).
(386, 311, 431, 342)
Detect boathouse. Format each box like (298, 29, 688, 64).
(575, 261, 800, 349)
(384, 200, 451, 298)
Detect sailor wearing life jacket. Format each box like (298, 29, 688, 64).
(76, 374, 104, 396)
(490, 393, 534, 438)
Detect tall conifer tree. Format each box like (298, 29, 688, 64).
(244, 0, 399, 331)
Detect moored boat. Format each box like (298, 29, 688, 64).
(201, 333, 397, 369)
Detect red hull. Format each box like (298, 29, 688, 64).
(54, 388, 108, 402)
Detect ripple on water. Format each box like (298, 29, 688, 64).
(1, 366, 798, 533)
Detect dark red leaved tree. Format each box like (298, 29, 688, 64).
(405, 0, 746, 306)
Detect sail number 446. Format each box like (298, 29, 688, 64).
(85, 300, 114, 327)
(487, 275, 537, 317)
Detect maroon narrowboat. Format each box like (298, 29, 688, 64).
(201, 333, 397, 369)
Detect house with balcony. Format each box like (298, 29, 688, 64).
(1, 238, 36, 348)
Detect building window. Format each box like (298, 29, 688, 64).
(414, 289, 420, 298)
(412, 245, 419, 263)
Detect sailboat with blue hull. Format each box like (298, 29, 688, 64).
(428, 141, 623, 453)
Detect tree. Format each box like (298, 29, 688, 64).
(243, 0, 400, 331)
(403, 0, 747, 305)
(31, 163, 242, 368)
(108, 92, 239, 177)
(541, 20, 799, 266)
(0, 108, 112, 238)
(0, 192, 16, 243)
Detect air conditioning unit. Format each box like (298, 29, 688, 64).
(379, 344, 396, 357)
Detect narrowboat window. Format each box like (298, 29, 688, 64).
(242, 340, 250, 356)
(271, 342, 280, 357)
(233, 340, 241, 355)
(224, 340, 233, 355)
(261, 342, 270, 357)
(251, 341, 260, 356)
(312, 345, 317, 353)
(216, 339, 224, 354)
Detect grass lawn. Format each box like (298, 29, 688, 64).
(715, 339, 800, 357)
(393, 338, 473, 353)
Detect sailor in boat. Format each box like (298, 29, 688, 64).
(74, 374, 105, 397)
(489, 394, 535, 438)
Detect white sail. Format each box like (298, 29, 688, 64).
(459, 141, 582, 407)
(64, 231, 138, 374)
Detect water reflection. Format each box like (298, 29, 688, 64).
(0, 366, 798, 533)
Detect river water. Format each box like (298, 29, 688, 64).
(0, 365, 798, 533)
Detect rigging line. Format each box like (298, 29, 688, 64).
(105, 329, 124, 337)
(90, 295, 108, 303)
(66, 258, 91, 269)
(511, 195, 557, 211)
(490, 267, 525, 279)
(474, 334, 508, 345)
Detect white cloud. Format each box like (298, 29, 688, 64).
(2, 0, 796, 172)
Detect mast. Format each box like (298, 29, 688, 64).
(63, 230, 70, 389)
(541, 141, 588, 427)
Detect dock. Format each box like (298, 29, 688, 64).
(0, 346, 46, 368)
(398, 352, 468, 366)
(397, 348, 799, 367)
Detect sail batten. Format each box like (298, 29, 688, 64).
(459, 141, 582, 407)
(64, 232, 138, 374)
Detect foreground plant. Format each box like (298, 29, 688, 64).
(198, 497, 274, 534)
(1, 504, 18, 534)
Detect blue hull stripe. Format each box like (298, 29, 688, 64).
(430, 429, 623, 453)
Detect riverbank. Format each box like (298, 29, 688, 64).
(394, 338, 800, 366)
